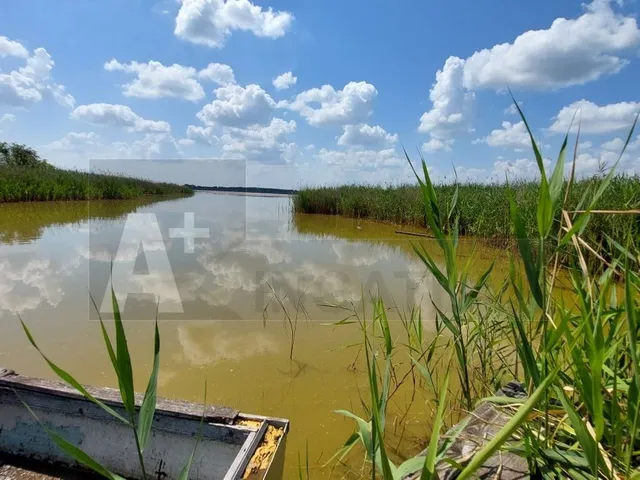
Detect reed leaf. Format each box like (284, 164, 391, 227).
(137, 318, 160, 452)
(420, 370, 450, 480)
(111, 287, 135, 419)
(19, 318, 129, 425)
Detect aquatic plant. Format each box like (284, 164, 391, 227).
(18, 291, 205, 480)
(334, 103, 640, 478)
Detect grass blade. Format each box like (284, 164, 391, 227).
(111, 287, 135, 419)
(509, 191, 543, 308)
(137, 318, 160, 452)
(421, 370, 450, 480)
(19, 318, 129, 425)
(555, 387, 603, 477)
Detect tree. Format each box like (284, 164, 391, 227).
(0, 142, 47, 168)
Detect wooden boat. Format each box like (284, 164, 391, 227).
(0, 367, 288, 479)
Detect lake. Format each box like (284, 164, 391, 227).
(0, 192, 502, 477)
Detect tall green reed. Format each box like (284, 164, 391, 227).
(19, 290, 204, 480)
(334, 102, 640, 479)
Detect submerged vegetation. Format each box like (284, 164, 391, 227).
(294, 176, 640, 253)
(332, 106, 640, 478)
(0, 142, 192, 202)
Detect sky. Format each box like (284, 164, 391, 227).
(1, 0, 639, 188)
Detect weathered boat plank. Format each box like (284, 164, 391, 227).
(0, 370, 238, 424)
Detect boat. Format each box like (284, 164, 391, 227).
(0, 367, 288, 479)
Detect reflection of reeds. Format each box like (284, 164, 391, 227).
(331, 105, 640, 478)
(0, 197, 169, 244)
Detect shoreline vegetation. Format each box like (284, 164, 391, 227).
(0, 142, 192, 203)
(294, 176, 640, 252)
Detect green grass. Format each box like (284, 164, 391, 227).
(293, 176, 640, 253)
(0, 164, 193, 202)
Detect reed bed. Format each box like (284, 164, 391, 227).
(0, 165, 192, 202)
(294, 176, 640, 252)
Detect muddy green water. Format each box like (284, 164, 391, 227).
(0, 193, 505, 478)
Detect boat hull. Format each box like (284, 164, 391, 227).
(0, 368, 288, 479)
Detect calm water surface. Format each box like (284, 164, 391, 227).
(0, 193, 504, 477)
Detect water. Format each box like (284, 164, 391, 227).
(0, 193, 500, 477)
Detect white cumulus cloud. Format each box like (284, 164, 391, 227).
(337, 124, 397, 148)
(0, 36, 29, 58)
(464, 1, 639, 91)
(219, 117, 297, 164)
(45, 132, 100, 151)
(0, 39, 75, 109)
(315, 147, 402, 170)
(479, 121, 531, 148)
(175, 0, 294, 48)
(549, 99, 640, 134)
(283, 81, 377, 126)
(185, 125, 217, 145)
(197, 83, 276, 127)
(492, 157, 551, 180)
(272, 71, 297, 90)
(419, 57, 473, 141)
(110, 133, 182, 159)
(504, 101, 523, 115)
(71, 103, 171, 133)
(601, 135, 640, 152)
(105, 59, 205, 101)
(198, 62, 236, 85)
(422, 138, 453, 153)
(419, 0, 639, 145)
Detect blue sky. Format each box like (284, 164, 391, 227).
(1, 0, 639, 188)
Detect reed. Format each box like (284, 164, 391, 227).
(293, 176, 640, 255)
(19, 290, 205, 480)
(0, 165, 192, 202)
(333, 105, 640, 478)
(0, 143, 192, 202)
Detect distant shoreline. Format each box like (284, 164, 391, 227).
(186, 185, 298, 195)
